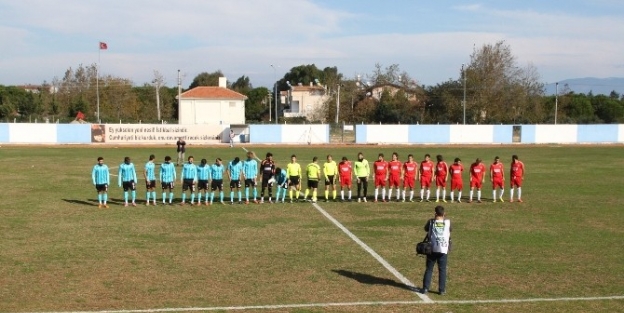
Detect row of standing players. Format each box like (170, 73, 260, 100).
(91, 151, 526, 208)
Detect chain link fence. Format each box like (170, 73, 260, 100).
(329, 122, 356, 144)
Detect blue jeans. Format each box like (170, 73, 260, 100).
(422, 252, 448, 293)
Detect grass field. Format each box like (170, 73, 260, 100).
(1, 144, 623, 313)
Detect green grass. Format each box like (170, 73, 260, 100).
(0, 145, 623, 312)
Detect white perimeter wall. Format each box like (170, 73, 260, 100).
(364, 125, 409, 143)
(9, 124, 57, 143)
(534, 125, 578, 143)
(449, 125, 494, 143)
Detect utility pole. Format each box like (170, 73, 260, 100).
(555, 82, 558, 125)
(462, 63, 467, 125)
(335, 84, 341, 124)
(271, 65, 278, 124)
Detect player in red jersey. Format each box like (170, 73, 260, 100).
(489, 156, 505, 202)
(434, 154, 449, 203)
(418, 154, 434, 202)
(509, 155, 525, 202)
(387, 152, 402, 202)
(469, 158, 486, 203)
(338, 156, 353, 201)
(373, 153, 389, 202)
(402, 154, 418, 202)
(449, 158, 464, 203)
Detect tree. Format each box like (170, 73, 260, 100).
(465, 41, 544, 123)
(189, 70, 225, 89)
(244, 87, 270, 122)
(231, 75, 253, 95)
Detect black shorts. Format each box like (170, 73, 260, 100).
(95, 184, 108, 192)
(325, 175, 335, 185)
(289, 176, 300, 186)
(244, 179, 256, 187)
(230, 179, 241, 189)
(307, 180, 319, 189)
(122, 180, 136, 191)
(211, 179, 223, 191)
(162, 182, 174, 190)
(262, 176, 273, 188)
(198, 180, 209, 190)
(182, 179, 195, 192)
(145, 180, 156, 189)
(277, 180, 288, 189)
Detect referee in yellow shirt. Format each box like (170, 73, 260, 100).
(286, 154, 302, 202)
(323, 155, 338, 202)
(304, 157, 321, 203)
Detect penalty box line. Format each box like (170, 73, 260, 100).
(241, 146, 431, 303)
(312, 202, 433, 303)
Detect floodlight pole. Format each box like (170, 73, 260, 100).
(336, 84, 341, 124)
(271, 65, 277, 124)
(462, 63, 466, 125)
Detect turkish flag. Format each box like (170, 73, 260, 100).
(99, 42, 108, 50)
(76, 111, 85, 120)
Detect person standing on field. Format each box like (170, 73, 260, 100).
(144, 154, 157, 206)
(387, 152, 402, 202)
(209, 158, 225, 204)
(160, 156, 176, 205)
(449, 158, 464, 203)
(180, 156, 197, 205)
(176, 137, 186, 166)
(242, 151, 259, 204)
(468, 158, 485, 203)
(118, 156, 138, 207)
(304, 156, 321, 203)
(418, 154, 434, 202)
(402, 154, 418, 202)
(323, 155, 338, 202)
(259, 152, 276, 203)
(229, 130, 236, 148)
(373, 153, 389, 202)
(338, 157, 353, 201)
(434, 155, 449, 203)
(509, 155, 525, 202)
(489, 156, 505, 202)
(196, 158, 211, 205)
(286, 154, 302, 202)
(227, 157, 244, 204)
(354, 152, 370, 202)
(92, 157, 110, 209)
(421, 205, 452, 296)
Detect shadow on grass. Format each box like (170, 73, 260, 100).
(332, 269, 414, 291)
(62, 199, 99, 206)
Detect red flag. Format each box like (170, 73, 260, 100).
(99, 42, 108, 50)
(76, 111, 85, 120)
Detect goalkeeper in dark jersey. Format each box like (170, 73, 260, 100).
(259, 152, 276, 203)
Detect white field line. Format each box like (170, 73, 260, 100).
(241, 146, 431, 302)
(23, 295, 624, 313)
(312, 203, 433, 303)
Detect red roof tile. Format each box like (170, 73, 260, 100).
(180, 86, 247, 100)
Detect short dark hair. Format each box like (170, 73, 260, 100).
(165, 156, 171, 162)
(436, 154, 443, 162)
(188, 156, 193, 161)
(291, 154, 296, 158)
(435, 206, 445, 216)
(266, 152, 273, 158)
(425, 154, 431, 158)
(512, 155, 518, 160)
(378, 153, 384, 158)
(201, 158, 207, 165)
(149, 154, 155, 160)
(97, 157, 104, 161)
(341, 156, 347, 161)
(124, 156, 131, 163)
(313, 156, 318, 162)
(454, 157, 460, 162)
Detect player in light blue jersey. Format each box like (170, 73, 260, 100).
(160, 156, 176, 204)
(92, 157, 110, 208)
(209, 158, 225, 204)
(118, 156, 138, 207)
(242, 151, 259, 204)
(144, 154, 157, 206)
(274, 167, 288, 203)
(180, 156, 198, 205)
(196, 158, 211, 205)
(227, 157, 243, 204)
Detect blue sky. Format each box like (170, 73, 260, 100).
(1, 0, 623, 89)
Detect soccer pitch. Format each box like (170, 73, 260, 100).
(1, 145, 623, 313)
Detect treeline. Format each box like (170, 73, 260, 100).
(1, 41, 623, 124)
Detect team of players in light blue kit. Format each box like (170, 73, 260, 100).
(91, 151, 269, 207)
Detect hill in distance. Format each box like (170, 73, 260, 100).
(544, 77, 624, 96)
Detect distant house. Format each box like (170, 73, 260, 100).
(368, 83, 419, 102)
(281, 82, 329, 121)
(178, 77, 247, 125)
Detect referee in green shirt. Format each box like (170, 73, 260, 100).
(304, 157, 321, 203)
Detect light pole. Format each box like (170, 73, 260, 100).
(270, 65, 277, 124)
(555, 82, 558, 124)
(335, 84, 341, 124)
(462, 63, 466, 125)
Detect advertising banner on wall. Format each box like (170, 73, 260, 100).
(91, 124, 227, 144)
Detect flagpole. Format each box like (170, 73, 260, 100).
(96, 43, 101, 123)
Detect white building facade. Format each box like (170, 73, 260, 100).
(178, 77, 247, 125)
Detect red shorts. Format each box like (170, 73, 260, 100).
(374, 176, 386, 187)
(420, 176, 432, 188)
(403, 176, 415, 189)
(492, 178, 503, 189)
(470, 178, 482, 189)
(436, 176, 446, 188)
(388, 175, 400, 187)
(340, 176, 352, 187)
(511, 176, 522, 188)
(451, 179, 463, 191)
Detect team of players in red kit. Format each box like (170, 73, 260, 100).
(356, 153, 525, 203)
